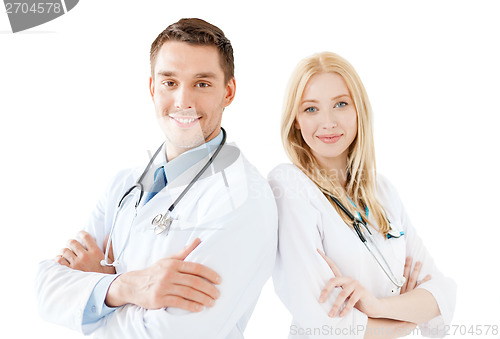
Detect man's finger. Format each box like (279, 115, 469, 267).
(78, 231, 99, 251)
(169, 284, 216, 307)
(317, 249, 342, 277)
(61, 248, 76, 264)
(178, 261, 222, 285)
(67, 239, 86, 257)
(54, 255, 70, 267)
(161, 295, 204, 313)
(171, 238, 202, 261)
(175, 273, 221, 301)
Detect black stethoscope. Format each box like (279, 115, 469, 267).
(328, 194, 406, 288)
(101, 128, 227, 267)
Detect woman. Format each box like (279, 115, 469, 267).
(268, 52, 456, 338)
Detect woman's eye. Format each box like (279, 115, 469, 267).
(304, 107, 317, 113)
(196, 82, 209, 88)
(335, 102, 347, 108)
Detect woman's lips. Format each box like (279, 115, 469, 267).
(316, 134, 342, 144)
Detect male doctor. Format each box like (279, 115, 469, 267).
(35, 18, 278, 338)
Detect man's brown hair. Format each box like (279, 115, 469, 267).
(150, 18, 234, 83)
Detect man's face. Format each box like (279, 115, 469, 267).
(149, 41, 235, 160)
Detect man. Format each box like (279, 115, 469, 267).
(35, 18, 278, 338)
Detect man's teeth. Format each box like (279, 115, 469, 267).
(173, 117, 198, 124)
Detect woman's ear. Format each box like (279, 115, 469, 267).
(294, 120, 301, 130)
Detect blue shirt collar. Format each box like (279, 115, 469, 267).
(157, 130, 224, 184)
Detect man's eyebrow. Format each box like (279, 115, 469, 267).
(194, 72, 217, 79)
(155, 71, 218, 80)
(157, 71, 175, 77)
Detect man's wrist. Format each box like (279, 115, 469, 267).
(105, 273, 129, 308)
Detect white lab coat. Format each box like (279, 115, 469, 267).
(35, 143, 278, 339)
(268, 164, 456, 339)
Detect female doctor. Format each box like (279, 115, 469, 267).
(268, 52, 456, 338)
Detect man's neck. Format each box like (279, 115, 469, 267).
(165, 128, 222, 162)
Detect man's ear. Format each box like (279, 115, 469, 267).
(223, 77, 236, 108)
(149, 77, 155, 101)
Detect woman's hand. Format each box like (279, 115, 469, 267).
(317, 249, 382, 318)
(400, 256, 431, 294)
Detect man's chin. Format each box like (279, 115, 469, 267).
(166, 135, 207, 150)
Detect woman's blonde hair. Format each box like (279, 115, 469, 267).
(281, 52, 390, 235)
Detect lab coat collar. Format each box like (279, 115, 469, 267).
(144, 130, 224, 194)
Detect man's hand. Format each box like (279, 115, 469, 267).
(400, 256, 431, 294)
(105, 238, 222, 313)
(54, 231, 115, 274)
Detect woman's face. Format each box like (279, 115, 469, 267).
(295, 72, 358, 170)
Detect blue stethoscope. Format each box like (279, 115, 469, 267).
(100, 128, 227, 267)
(329, 194, 406, 288)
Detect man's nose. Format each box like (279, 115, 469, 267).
(174, 86, 194, 110)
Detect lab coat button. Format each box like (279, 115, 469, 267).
(91, 305, 96, 313)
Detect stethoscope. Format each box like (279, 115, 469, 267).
(328, 194, 406, 288)
(100, 128, 227, 267)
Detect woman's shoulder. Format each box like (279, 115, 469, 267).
(374, 173, 405, 215)
(267, 163, 323, 201)
(268, 163, 312, 187)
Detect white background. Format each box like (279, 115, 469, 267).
(1, 0, 499, 338)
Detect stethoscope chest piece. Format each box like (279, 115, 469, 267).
(152, 211, 173, 235)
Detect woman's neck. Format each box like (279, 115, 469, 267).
(314, 153, 348, 189)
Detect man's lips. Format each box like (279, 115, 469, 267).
(169, 115, 201, 128)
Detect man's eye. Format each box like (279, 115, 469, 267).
(196, 83, 209, 88)
(163, 81, 176, 87)
(304, 107, 317, 113)
(335, 102, 347, 108)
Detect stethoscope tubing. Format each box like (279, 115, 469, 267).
(328, 194, 405, 288)
(101, 129, 227, 267)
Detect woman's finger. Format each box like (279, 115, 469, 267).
(407, 261, 422, 290)
(317, 249, 342, 277)
(319, 276, 351, 303)
(401, 256, 413, 293)
(415, 274, 431, 288)
(339, 285, 362, 317)
(328, 282, 355, 317)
